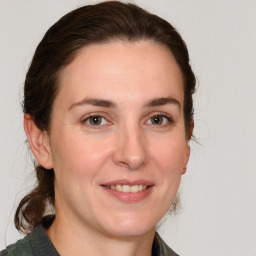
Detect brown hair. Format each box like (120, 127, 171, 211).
(15, 1, 196, 233)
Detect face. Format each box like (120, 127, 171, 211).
(45, 40, 190, 238)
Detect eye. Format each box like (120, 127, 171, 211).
(83, 115, 108, 126)
(146, 114, 172, 126)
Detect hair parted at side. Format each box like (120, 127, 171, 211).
(15, 0, 196, 233)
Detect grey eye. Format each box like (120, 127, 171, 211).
(146, 114, 171, 126)
(151, 115, 164, 125)
(88, 116, 104, 125)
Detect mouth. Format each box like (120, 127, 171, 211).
(101, 180, 154, 202)
(103, 184, 149, 193)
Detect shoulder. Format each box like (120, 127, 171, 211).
(0, 234, 34, 256)
(154, 232, 180, 256)
(0, 218, 59, 256)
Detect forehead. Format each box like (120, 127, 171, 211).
(57, 40, 184, 107)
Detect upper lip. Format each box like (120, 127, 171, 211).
(101, 179, 154, 186)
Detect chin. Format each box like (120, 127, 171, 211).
(99, 213, 157, 238)
(105, 225, 155, 239)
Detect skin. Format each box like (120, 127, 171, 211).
(24, 40, 191, 256)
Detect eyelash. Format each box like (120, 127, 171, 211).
(81, 112, 173, 128)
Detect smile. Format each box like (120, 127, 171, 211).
(105, 184, 148, 193)
(101, 180, 154, 202)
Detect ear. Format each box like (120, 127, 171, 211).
(182, 120, 194, 175)
(24, 114, 53, 169)
(181, 144, 190, 175)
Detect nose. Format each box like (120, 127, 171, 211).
(112, 125, 148, 170)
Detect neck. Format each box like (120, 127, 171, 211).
(46, 213, 155, 256)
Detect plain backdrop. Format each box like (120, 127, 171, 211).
(0, 1, 255, 255)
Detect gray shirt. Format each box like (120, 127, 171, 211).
(0, 217, 179, 256)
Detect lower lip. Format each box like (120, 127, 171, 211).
(102, 186, 154, 203)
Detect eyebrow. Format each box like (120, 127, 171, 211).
(69, 98, 116, 110)
(69, 96, 180, 110)
(144, 96, 181, 109)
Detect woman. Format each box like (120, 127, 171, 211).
(0, 1, 195, 255)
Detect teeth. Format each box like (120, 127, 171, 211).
(116, 185, 122, 192)
(130, 185, 138, 193)
(123, 185, 130, 193)
(106, 184, 148, 193)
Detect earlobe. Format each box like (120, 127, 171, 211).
(24, 114, 53, 169)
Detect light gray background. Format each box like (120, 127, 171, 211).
(0, 1, 255, 255)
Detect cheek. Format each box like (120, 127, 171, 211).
(150, 133, 187, 175)
(51, 130, 113, 178)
